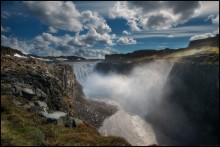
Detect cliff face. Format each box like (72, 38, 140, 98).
(188, 34, 219, 48)
(1, 52, 129, 146)
(1, 55, 83, 113)
(166, 55, 219, 144)
(145, 53, 219, 145)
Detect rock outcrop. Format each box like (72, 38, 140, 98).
(188, 34, 219, 48)
(1, 56, 82, 112)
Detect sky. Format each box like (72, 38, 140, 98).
(1, 1, 219, 59)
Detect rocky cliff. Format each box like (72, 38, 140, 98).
(188, 34, 219, 48)
(1, 49, 129, 146)
(144, 52, 219, 145)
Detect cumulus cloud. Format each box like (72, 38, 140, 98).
(23, 2, 115, 49)
(23, 1, 82, 32)
(81, 10, 111, 34)
(1, 32, 117, 58)
(68, 28, 115, 48)
(122, 30, 131, 35)
(48, 27, 58, 33)
(1, 26, 10, 32)
(1, 35, 34, 54)
(109, 1, 201, 31)
(117, 37, 137, 45)
(35, 32, 61, 44)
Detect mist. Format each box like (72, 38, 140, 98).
(73, 60, 197, 145)
(82, 60, 173, 116)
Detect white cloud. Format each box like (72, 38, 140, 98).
(68, 28, 115, 48)
(206, 14, 219, 25)
(190, 33, 214, 41)
(48, 27, 58, 33)
(124, 25, 218, 39)
(81, 10, 111, 34)
(117, 37, 137, 45)
(198, 1, 219, 16)
(74, 1, 115, 17)
(1, 35, 34, 54)
(1, 26, 10, 32)
(122, 30, 131, 35)
(23, 1, 82, 32)
(109, 1, 201, 31)
(35, 32, 61, 44)
(189, 27, 219, 41)
(167, 35, 174, 38)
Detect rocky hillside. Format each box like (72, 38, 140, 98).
(1, 51, 130, 146)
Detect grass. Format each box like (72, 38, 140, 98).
(1, 95, 130, 146)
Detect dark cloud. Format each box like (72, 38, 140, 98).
(110, 1, 201, 30)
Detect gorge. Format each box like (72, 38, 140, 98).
(1, 34, 219, 146)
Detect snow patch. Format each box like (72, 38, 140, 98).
(14, 53, 27, 58)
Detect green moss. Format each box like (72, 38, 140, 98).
(1, 95, 130, 146)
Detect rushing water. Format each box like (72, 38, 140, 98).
(70, 61, 174, 146)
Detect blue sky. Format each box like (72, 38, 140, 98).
(1, 1, 219, 58)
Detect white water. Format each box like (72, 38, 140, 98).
(70, 61, 174, 146)
(71, 61, 99, 85)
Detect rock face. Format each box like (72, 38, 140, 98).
(145, 53, 219, 145)
(165, 55, 219, 145)
(188, 34, 219, 48)
(1, 48, 118, 129)
(1, 56, 83, 112)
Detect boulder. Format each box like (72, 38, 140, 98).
(57, 116, 84, 128)
(72, 117, 84, 127)
(34, 101, 49, 112)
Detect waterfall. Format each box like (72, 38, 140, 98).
(69, 60, 176, 146)
(70, 61, 99, 85)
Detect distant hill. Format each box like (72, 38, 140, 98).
(1, 46, 86, 62)
(105, 34, 219, 60)
(1, 46, 25, 56)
